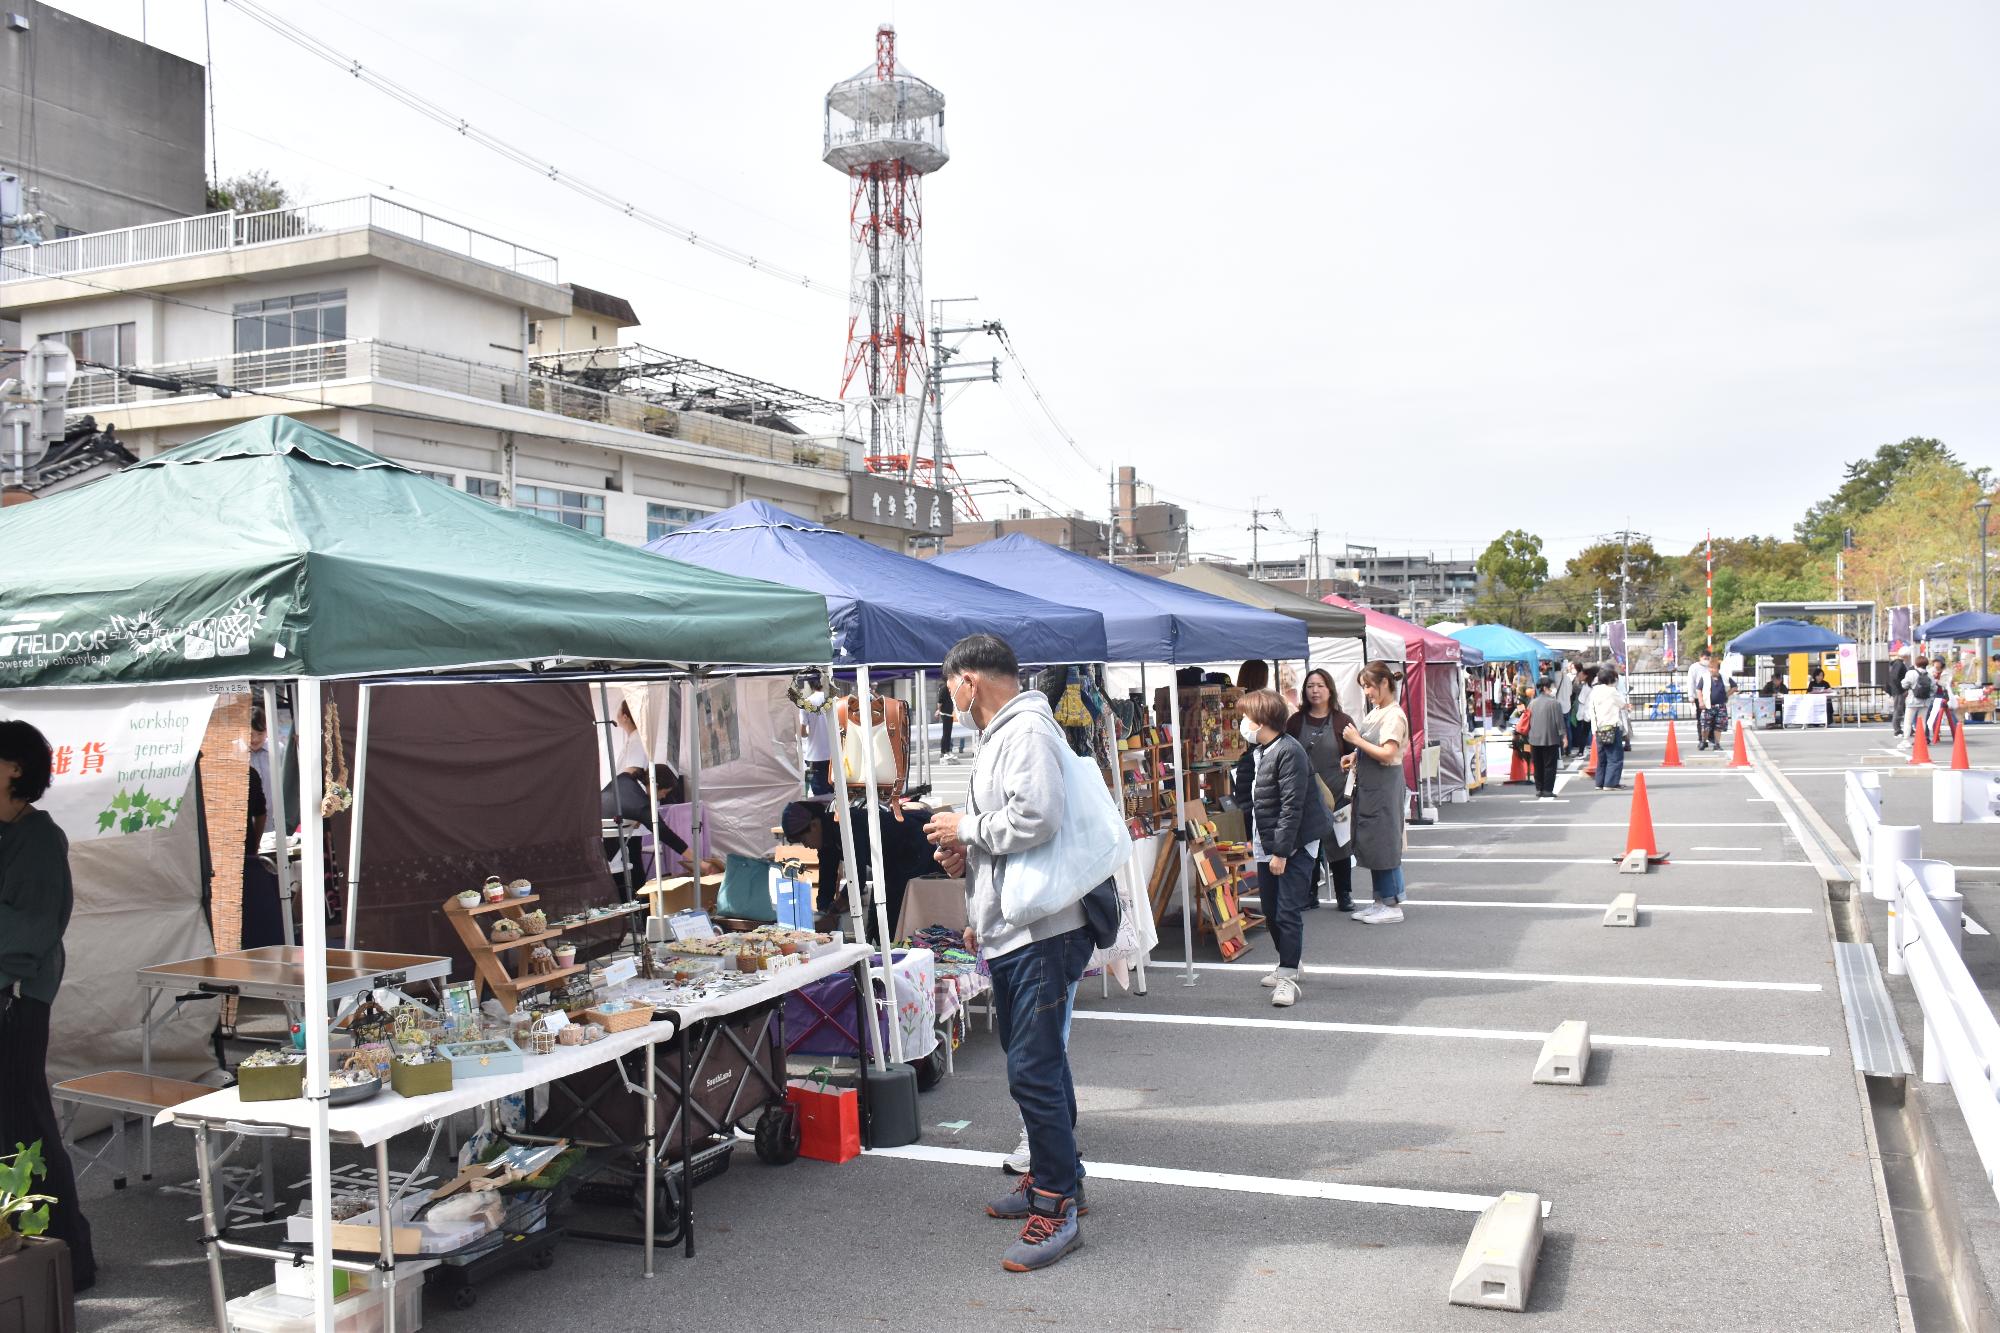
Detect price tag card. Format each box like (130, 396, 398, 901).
(669, 909, 715, 941)
(598, 956, 639, 989)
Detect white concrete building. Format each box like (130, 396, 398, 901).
(0, 194, 910, 542)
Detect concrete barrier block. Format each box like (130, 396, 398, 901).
(1533, 1020, 1590, 1086)
(1448, 1190, 1545, 1313)
(1617, 849, 1649, 875)
(1603, 892, 1639, 927)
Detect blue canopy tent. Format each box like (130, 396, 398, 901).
(933, 533, 1308, 664)
(935, 534, 1309, 986)
(1451, 623, 1559, 670)
(1917, 610, 2000, 641)
(1728, 618, 1854, 656)
(648, 505, 1112, 1050)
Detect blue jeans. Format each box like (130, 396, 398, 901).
(1256, 855, 1315, 969)
(988, 927, 1093, 1198)
(1370, 865, 1405, 904)
(1595, 731, 1626, 787)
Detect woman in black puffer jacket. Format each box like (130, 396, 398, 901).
(1237, 689, 1332, 1008)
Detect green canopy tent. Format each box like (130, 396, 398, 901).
(0, 416, 837, 1327)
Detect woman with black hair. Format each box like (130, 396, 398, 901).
(0, 718, 96, 1290)
(1286, 667, 1357, 911)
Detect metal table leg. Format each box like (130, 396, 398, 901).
(643, 1041, 657, 1278)
(375, 1141, 399, 1333)
(679, 1022, 694, 1258)
(192, 1124, 231, 1333)
(141, 987, 157, 1180)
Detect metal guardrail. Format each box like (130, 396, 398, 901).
(0, 195, 558, 285)
(63, 338, 846, 472)
(1845, 767, 2000, 1202)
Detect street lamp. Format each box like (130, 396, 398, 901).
(1978, 496, 1993, 686)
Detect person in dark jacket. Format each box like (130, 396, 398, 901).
(1526, 677, 1567, 798)
(0, 720, 95, 1291)
(1284, 668, 1357, 911)
(1238, 690, 1332, 1008)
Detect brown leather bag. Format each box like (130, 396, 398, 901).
(836, 694, 909, 792)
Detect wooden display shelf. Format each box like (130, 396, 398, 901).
(450, 894, 541, 917)
(469, 929, 565, 954)
(509, 963, 587, 991)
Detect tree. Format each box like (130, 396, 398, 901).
(1795, 437, 1972, 552)
(1564, 538, 1671, 621)
(1655, 536, 1828, 649)
(206, 169, 293, 214)
(1843, 456, 1989, 616)
(1473, 529, 1548, 626)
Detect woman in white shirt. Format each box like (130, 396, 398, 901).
(1588, 665, 1631, 789)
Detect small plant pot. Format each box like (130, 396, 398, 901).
(553, 947, 577, 968)
(483, 881, 507, 904)
(455, 891, 482, 910)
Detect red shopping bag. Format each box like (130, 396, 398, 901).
(788, 1071, 861, 1164)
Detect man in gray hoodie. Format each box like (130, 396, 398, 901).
(924, 633, 1090, 1272)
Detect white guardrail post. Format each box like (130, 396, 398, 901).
(1894, 857, 2000, 1204)
(1845, 769, 1883, 897)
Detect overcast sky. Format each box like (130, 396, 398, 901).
(50, 0, 2000, 567)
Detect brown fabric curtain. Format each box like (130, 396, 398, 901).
(326, 680, 612, 976)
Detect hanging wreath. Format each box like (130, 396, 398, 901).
(321, 699, 354, 818)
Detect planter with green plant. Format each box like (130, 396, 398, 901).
(0, 1140, 73, 1331)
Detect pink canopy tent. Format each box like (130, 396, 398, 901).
(1322, 595, 1472, 796)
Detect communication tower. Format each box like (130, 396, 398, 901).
(823, 24, 947, 473)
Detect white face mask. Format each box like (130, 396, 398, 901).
(1238, 717, 1260, 744)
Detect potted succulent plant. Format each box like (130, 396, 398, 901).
(0, 1141, 73, 1327)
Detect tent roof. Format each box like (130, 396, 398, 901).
(933, 534, 1308, 664)
(0, 416, 836, 688)
(1161, 564, 1366, 639)
(1917, 610, 2000, 641)
(647, 500, 1108, 667)
(1727, 618, 1855, 656)
(1322, 594, 1482, 667)
(1451, 623, 1560, 668)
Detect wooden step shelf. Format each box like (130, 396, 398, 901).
(444, 896, 580, 1011)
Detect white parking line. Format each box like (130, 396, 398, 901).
(864, 1143, 1555, 1216)
(1966, 916, 1990, 938)
(1411, 822, 1781, 829)
(1405, 857, 1811, 868)
(1071, 1009, 1829, 1056)
(1694, 845, 1763, 851)
(1408, 898, 1811, 915)
(1188, 961, 1820, 992)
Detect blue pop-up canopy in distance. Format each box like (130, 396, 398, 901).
(1917, 610, 2000, 641)
(1727, 618, 1854, 656)
(646, 501, 1109, 667)
(1452, 623, 1561, 669)
(934, 533, 1308, 664)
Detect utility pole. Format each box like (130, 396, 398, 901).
(1107, 469, 1119, 564)
(1249, 504, 1268, 576)
(1594, 589, 1606, 660)
(1309, 527, 1321, 598)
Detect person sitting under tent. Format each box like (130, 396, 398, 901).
(781, 798, 939, 939)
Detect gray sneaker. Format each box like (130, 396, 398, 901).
(1001, 1192, 1082, 1272)
(988, 1172, 1087, 1219)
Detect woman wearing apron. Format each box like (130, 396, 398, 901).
(1285, 668, 1357, 912)
(1342, 661, 1410, 925)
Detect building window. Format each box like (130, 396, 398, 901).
(527, 321, 542, 346)
(465, 477, 502, 502)
(37, 322, 137, 368)
(517, 484, 604, 535)
(646, 503, 707, 541)
(410, 468, 453, 486)
(233, 290, 347, 355)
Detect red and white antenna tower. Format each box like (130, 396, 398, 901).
(823, 24, 948, 475)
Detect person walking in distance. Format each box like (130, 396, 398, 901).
(1242, 690, 1333, 1006)
(1687, 650, 1716, 750)
(1286, 668, 1358, 912)
(1590, 664, 1631, 789)
(1887, 648, 1913, 740)
(1526, 677, 1566, 798)
(923, 634, 1091, 1272)
(1343, 662, 1410, 924)
(0, 720, 96, 1291)
(1903, 657, 1934, 750)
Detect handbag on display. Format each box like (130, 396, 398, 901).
(716, 853, 780, 922)
(837, 694, 909, 791)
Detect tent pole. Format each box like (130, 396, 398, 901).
(293, 677, 336, 1333)
(855, 664, 905, 1065)
(341, 684, 371, 950)
(263, 684, 295, 947)
(1168, 678, 1197, 988)
(828, 665, 885, 1071)
(915, 669, 930, 793)
(687, 674, 706, 913)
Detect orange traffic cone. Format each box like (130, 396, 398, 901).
(1950, 720, 1970, 771)
(1910, 719, 1933, 767)
(1619, 772, 1667, 861)
(1661, 722, 1684, 768)
(1726, 722, 1751, 769)
(1584, 733, 1599, 777)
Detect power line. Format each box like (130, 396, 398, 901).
(989, 325, 1095, 471)
(220, 0, 843, 298)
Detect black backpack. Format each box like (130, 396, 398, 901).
(1911, 669, 1935, 702)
